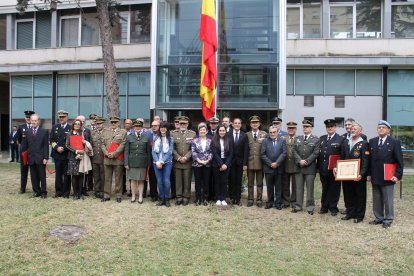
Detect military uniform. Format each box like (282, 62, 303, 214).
(246, 115, 268, 206)
(101, 117, 127, 201)
(283, 123, 298, 207)
(293, 120, 320, 213)
(171, 117, 196, 205)
(16, 110, 34, 193)
(91, 117, 106, 198)
(50, 110, 71, 197)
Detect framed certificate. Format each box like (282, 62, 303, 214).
(335, 159, 360, 181)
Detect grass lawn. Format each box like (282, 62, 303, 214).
(0, 163, 413, 275)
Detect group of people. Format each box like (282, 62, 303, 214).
(15, 111, 403, 228)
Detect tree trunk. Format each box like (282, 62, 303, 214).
(96, 0, 119, 118)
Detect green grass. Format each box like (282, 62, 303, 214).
(0, 163, 413, 275)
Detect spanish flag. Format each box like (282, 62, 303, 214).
(200, 0, 217, 121)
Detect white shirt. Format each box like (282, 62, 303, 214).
(201, 138, 207, 152)
(379, 136, 388, 145)
(220, 139, 225, 158)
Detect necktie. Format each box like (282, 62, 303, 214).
(273, 140, 277, 151)
(327, 136, 331, 142)
(33, 128, 37, 136)
(290, 137, 293, 145)
(379, 138, 383, 148)
(235, 132, 239, 144)
(304, 136, 307, 142)
(254, 133, 257, 141)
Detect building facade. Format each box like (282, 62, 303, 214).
(0, 0, 413, 166)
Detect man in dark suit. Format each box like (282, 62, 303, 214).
(222, 116, 232, 133)
(271, 117, 288, 137)
(318, 119, 345, 216)
(228, 118, 248, 205)
(368, 120, 403, 228)
(50, 110, 71, 198)
(260, 126, 287, 209)
(76, 115, 92, 194)
(16, 110, 35, 193)
(22, 114, 49, 198)
(9, 126, 19, 162)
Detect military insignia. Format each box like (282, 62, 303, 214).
(353, 150, 360, 157)
(23, 129, 26, 132)
(365, 151, 370, 155)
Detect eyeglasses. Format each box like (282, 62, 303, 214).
(74, 123, 81, 126)
(110, 121, 117, 124)
(269, 131, 277, 134)
(179, 123, 188, 125)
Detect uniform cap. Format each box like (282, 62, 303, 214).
(109, 116, 120, 122)
(95, 117, 106, 124)
(324, 119, 336, 126)
(249, 115, 261, 123)
(272, 117, 282, 123)
(57, 110, 69, 117)
(286, 121, 297, 128)
(133, 120, 143, 127)
(179, 116, 190, 123)
(89, 113, 98, 120)
(302, 119, 313, 127)
(208, 117, 220, 123)
(24, 110, 35, 118)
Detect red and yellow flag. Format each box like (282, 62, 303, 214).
(200, 0, 217, 121)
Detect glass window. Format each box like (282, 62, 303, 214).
(34, 97, 52, 119)
(128, 72, 150, 95)
(36, 11, 51, 48)
(80, 73, 103, 96)
(12, 98, 32, 118)
(80, 97, 102, 117)
(388, 70, 414, 95)
(0, 15, 6, 50)
(12, 76, 32, 97)
(325, 70, 355, 95)
(128, 96, 150, 121)
(304, 95, 314, 107)
(295, 70, 323, 95)
(392, 5, 414, 38)
(356, 70, 382, 95)
(81, 9, 100, 45)
(17, 21, 34, 49)
(335, 96, 345, 108)
(330, 6, 353, 38)
(58, 74, 78, 96)
(130, 4, 151, 43)
(117, 73, 128, 96)
(388, 96, 414, 126)
(303, 3, 321, 38)
(112, 10, 129, 44)
(287, 70, 294, 95)
(57, 97, 78, 119)
(61, 17, 79, 47)
(356, 1, 381, 38)
(34, 75, 52, 97)
(287, 8, 300, 39)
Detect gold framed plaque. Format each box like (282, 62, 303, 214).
(335, 159, 361, 181)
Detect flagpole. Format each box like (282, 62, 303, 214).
(214, 0, 218, 118)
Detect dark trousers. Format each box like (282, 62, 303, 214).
(265, 170, 283, 206)
(170, 168, 176, 198)
(208, 170, 215, 201)
(72, 174, 84, 197)
(54, 159, 70, 196)
(148, 165, 158, 200)
(29, 163, 47, 195)
(342, 180, 367, 220)
(282, 172, 296, 206)
(82, 173, 93, 193)
(194, 166, 211, 201)
(320, 173, 341, 212)
(20, 162, 30, 192)
(229, 163, 243, 201)
(93, 163, 105, 194)
(10, 143, 19, 161)
(213, 162, 229, 201)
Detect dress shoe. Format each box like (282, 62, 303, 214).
(63, 195, 69, 199)
(341, 216, 353, 220)
(32, 193, 41, 198)
(194, 200, 201, 206)
(19, 190, 26, 194)
(291, 209, 300, 213)
(265, 203, 273, 209)
(131, 198, 136, 203)
(182, 200, 189, 206)
(275, 205, 282, 210)
(53, 194, 62, 198)
(382, 222, 392, 229)
(165, 200, 171, 207)
(82, 191, 89, 196)
(151, 197, 158, 202)
(256, 202, 263, 208)
(116, 198, 122, 203)
(340, 210, 347, 215)
(156, 200, 164, 206)
(101, 198, 110, 202)
(283, 204, 290, 209)
(203, 200, 209, 206)
(138, 199, 143, 204)
(41, 194, 47, 199)
(308, 211, 314, 215)
(247, 201, 253, 207)
(354, 218, 363, 223)
(369, 219, 383, 225)
(318, 209, 328, 214)
(331, 211, 338, 216)
(175, 200, 182, 206)
(127, 192, 132, 197)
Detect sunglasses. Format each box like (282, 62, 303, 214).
(74, 123, 81, 126)
(110, 121, 117, 124)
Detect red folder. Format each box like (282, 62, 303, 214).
(384, 163, 397, 181)
(328, 154, 340, 170)
(69, 136, 84, 151)
(109, 142, 124, 161)
(22, 150, 28, 165)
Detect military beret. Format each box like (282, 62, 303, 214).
(179, 116, 190, 123)
(272, 117, 282, 123)
(378, 120, 391, 129)
(133, 120, 143, 127)
(324, 119, 336, 126)
(109, 116, 120, 122)
(57, 110, 69, 117)
(24, 110, 35, 118)
(89, 113, 98, 120)
(249, 115, 261, 122)
(286, 121, 297, 128)
(302, 119, 313, 127)
(208, 117, 220, 123)
(95, 117, 106, 124)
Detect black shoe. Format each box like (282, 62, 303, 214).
(156, 200, 164, 206)
(138, 200, 143, 204)
(203, 200, 209, 206)
(308, 211, 314, 215)
(354, 218, 363, 223)
(283, 204, 290, 209)
(101, 198, 110, 202)
(41, 194, 47, 199)
(131, 198, 136, 203)
(127, 192, 132, 197)
(151, 197, 158, 202)
(265, 203, 273, 209)
(275, 205, 283, 210)
(165, 200, 171, 207)
(53, 194, 62, 198)
(116, 198, 122, 203)
(19, 190, 25, 194)
(247, 201, 253, 207)
(318, 209, 328, 214)
(63, 195, 70, 199)
(194, 200, 201, 206)
(9, 160, 14, 162)
(175, 200, 182, 206)
(82, 191, 89, 196)
(291, 209, 300, 213)
(340, 210, 347, 215)
(341, 216, 353, 220)
(256, 202, 263, 208)
(382, 222, 392, 229)
(32, 193, 41, 198)
(331, 211, 338, 216)
(369, 219, 383, 225)
(182, 200, 189, 206)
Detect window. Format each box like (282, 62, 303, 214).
(356, 70, 382, 95)
(16, 20, 34, 49)
(130, 4, 151, 43)
(15, 12, 51, 49)
(61, 17, 80, 47)
(304, 95, 314, 107)
(325, 70, 355, 95)
(0, 15, 7, 50)
(335, 117, 344, 127)
(295, 70, 324, 95)
(111, 8, 129, 44)
(335, 96, 345, 108)
(287, 1, 321, 39)
(392, 3, 414, 38)
(81, 9, 100, 45)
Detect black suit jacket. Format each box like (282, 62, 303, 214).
(228, 130, 248, 166)
(50, 123, 71, 160)
(340, 138, 369, 179)
(9, 131, 18, 143)
(369, 136, 403, 186)
(211, 139, 234, 168)
(83, 128, 91, 142)
(318, 133, 345, 176)
(23, 127, 49, 165)
(16, 123, 31, 147)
